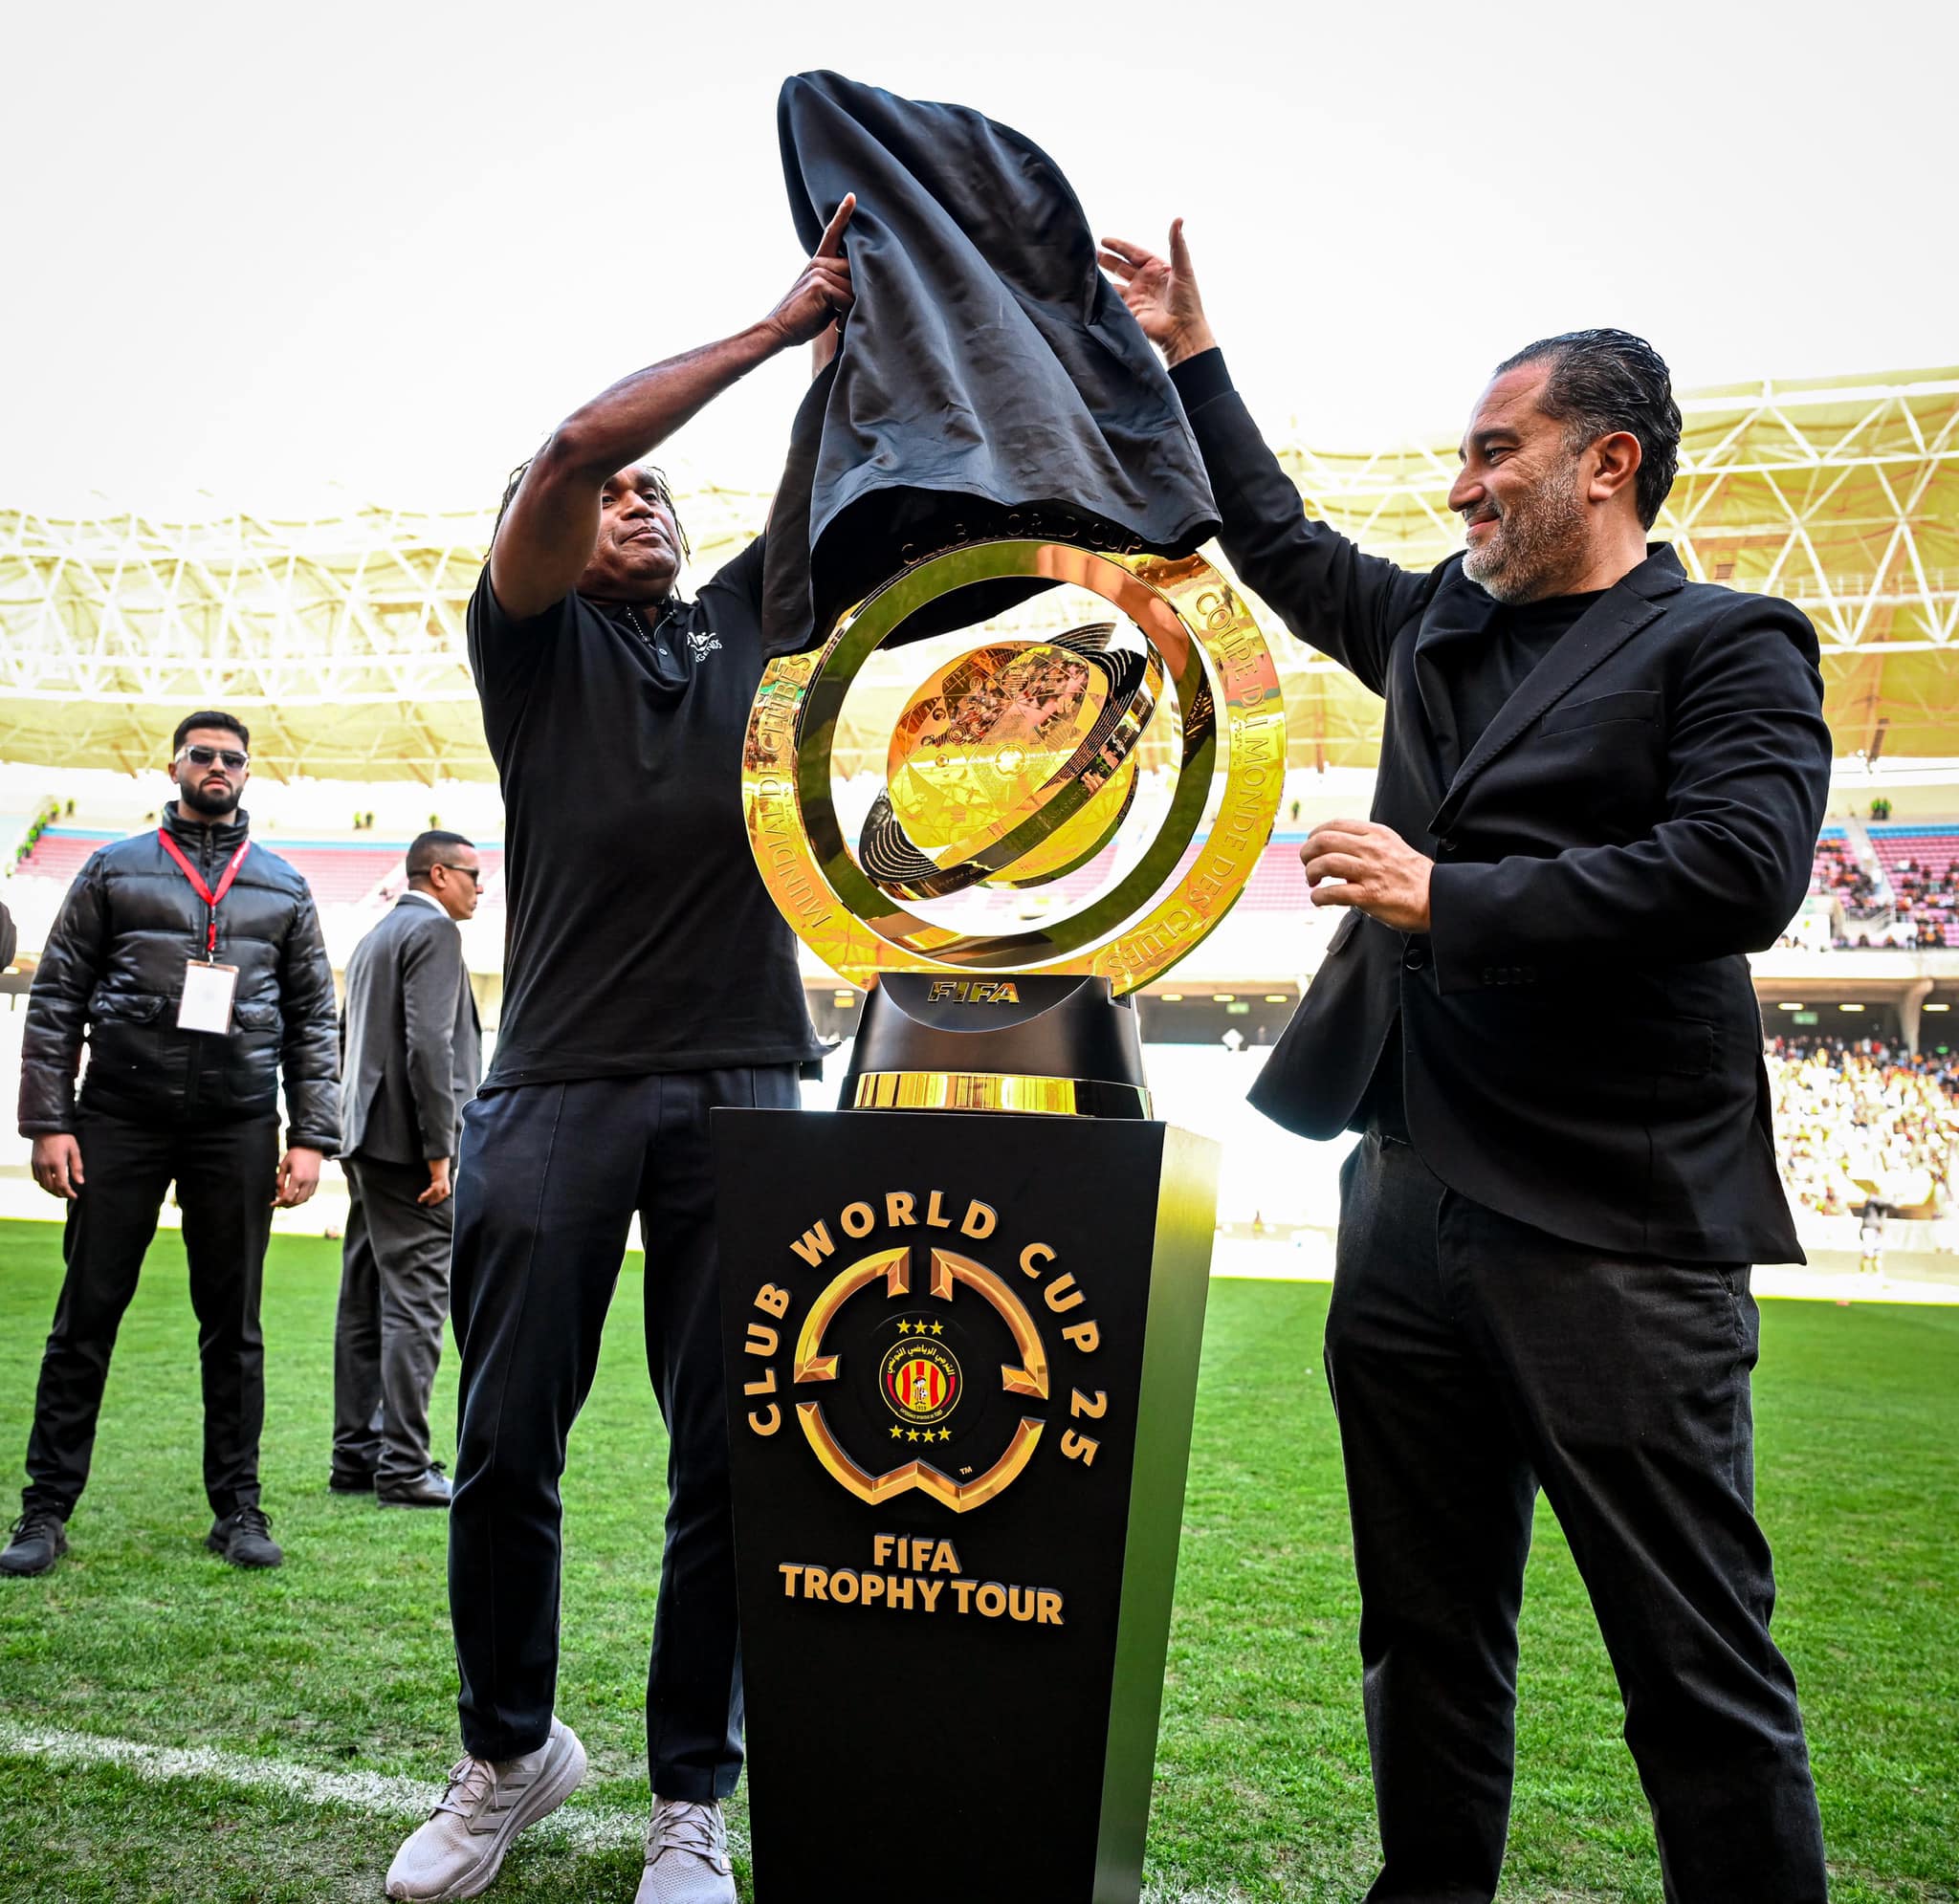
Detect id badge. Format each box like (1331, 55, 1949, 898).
(177, 960, 239, 1035)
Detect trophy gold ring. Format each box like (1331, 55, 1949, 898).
(743, 539, 1286, 1003)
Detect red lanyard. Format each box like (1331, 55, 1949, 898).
(158, 829, 252, 958)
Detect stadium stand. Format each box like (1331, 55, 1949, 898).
(1241, 839, 1313, 913)
(12, 827, 118, 886)
(4, 817, 508, 975)
(1867, 823, 1959, 948)
(1811, 826, 1883, 913)
(1, 365, 1955, 1244)
(1791, 820, 1959, 949)
(267, 843, 402, 908)
(1767, 1034, 1959, 1216)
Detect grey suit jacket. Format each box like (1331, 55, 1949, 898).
(340, 897, 481, 1165)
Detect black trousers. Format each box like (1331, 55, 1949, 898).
(332, 1155, 453, 1489)
(1327, 1132, 1827, 1904)
(21, 1108, 278, 1521)
(446, 1065, 800, 1800)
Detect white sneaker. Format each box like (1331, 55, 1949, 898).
(385, 1717, 586, 1900)
(635, 1795, 736, 1904)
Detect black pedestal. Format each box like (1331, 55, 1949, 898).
(841, 974, 1152, 1118)
(713, 1109, 1218, 1903)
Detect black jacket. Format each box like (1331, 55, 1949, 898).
(19, 803, 341, 1149)
(339, 895, 481, 1165)
(1173, 353, 1831, 1264)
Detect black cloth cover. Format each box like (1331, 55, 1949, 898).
(763, 71, 1220, 654)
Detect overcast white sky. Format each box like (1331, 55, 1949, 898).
(4, 0, 1952, 519)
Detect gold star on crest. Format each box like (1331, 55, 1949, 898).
(907, 1429, 920, 1442)
(930, 1321, 944, 1335)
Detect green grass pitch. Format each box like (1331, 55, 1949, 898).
(0, 1219, 1953, 1902)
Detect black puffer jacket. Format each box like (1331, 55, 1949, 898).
(19, 804, 340, 1149)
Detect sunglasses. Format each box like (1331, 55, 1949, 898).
(176, 744, 249, 773)
(435, 864, 484, 886)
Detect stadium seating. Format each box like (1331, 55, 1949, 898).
(1797, 821, 1959, 947)
(6, 825, 508, 966)
(264, 843, 403, 908)
(12, 828, 120, 886)
(1810, 826, 1878, 907)
(1242, 838, 1311, 912)
(1868, 824, 1959, 948)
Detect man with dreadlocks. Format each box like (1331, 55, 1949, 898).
(385, 199, 855, 1904)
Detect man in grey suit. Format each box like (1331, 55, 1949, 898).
(331, 831, 484, 1508)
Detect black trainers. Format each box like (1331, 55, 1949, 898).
(0, 1505, 69, 1577)
(328, 1467, 376, 1495)
(206, 1505, 284, 1569)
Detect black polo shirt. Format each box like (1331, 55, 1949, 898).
(467, 536, 822, 1089)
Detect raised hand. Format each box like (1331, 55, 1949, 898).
(1098, 219, 1217, 367)
(765, 193, 857, 349)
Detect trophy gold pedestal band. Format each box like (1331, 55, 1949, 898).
(848, 1071, 1152, 1116)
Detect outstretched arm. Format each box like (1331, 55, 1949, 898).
(1101, 221, 1429, 696)
(493, 195, 857, 619)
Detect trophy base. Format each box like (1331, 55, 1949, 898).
(714, 1108, 1220, 1902)
(839, 974, 1150, 1118)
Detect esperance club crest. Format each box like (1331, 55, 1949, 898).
(880, 1324, 961, 1428)
(781, 1242, 1053, 1511)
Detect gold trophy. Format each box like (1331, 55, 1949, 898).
(743, 537, 1286, 1109)
(723, 536, 1283, 1903)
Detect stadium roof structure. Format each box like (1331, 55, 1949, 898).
(3, 365, 1954, 780)
(0, 482, 770, 783)
(1266, 364, 1959, 769)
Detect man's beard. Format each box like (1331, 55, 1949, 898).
(1462, 456, 1588, 604)
(178, 777, 241, 820)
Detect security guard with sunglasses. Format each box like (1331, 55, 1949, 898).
(4, 711, 340, 1577)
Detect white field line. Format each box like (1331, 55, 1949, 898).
(0, 1721, 662, 1856)
(0, 1721, 1241, 1902)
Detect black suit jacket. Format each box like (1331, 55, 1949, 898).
(339, 896, 481, 1166)
(1172, 353, 1831, 1263)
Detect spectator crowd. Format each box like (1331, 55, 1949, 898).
(1811, 836, 1882, 914)
(1882, 853, 1959, 948)
(1800, 833, 1959, 949)
(1766, 1034, 1959, 1215)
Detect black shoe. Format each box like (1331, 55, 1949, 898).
(0, 1505, 69, 1577)
(206, 1505, 284, 1568)
(377, 1467, 452, 1509)
(328, 1467, 376, 1495)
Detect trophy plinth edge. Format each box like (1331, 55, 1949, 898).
(839, 973, 1151, 1118)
